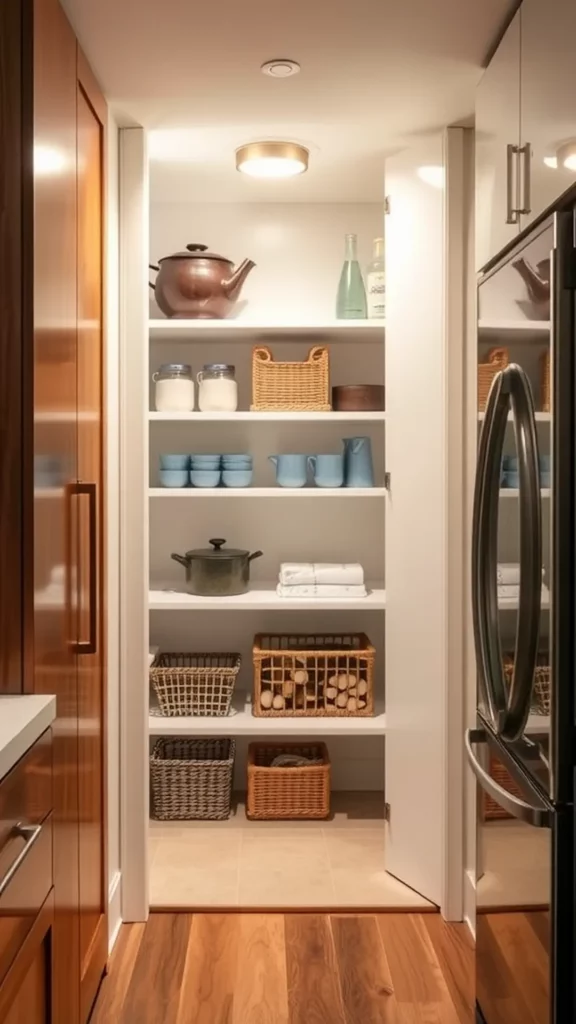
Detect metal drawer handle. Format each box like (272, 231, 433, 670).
(506, 144, 520, 224)
(0, 823, 42, 898)
(465, 729, 550, 828)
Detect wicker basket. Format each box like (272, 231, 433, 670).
(150, 652, 241, 717)
(150, 737, 235, 820)
(253, 633, 375, 717)
(484, 754, 525, 821)
(503, 657, 550, 717)
(541, 350, 550, 413)
(478, 347, 509, 410)
(247, 742, 331, 820)
(251, 345, 331, 411)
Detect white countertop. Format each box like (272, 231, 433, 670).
(0, 695, 56, 780)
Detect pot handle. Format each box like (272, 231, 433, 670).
(149, 264, 159, 291)
(171, 553, 188, 568)
(248, 550, 263, 562)
(268, 456, 278, 467)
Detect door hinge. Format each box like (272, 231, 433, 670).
(385, 196, 391, 215)
(384, 802, 391, 822)
(384, 471, 391, 491)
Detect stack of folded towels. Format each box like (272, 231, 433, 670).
(497, 562, 549, 599)
(277, 563, 367, 599)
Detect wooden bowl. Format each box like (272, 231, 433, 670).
(332, 385, 385, 412)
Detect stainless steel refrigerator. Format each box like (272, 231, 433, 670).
(468, 209, 576, 1024)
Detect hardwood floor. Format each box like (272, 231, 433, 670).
(90, 913, 474, 1023)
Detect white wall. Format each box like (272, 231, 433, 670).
(149, 202, 383, 323)
(105, 110, 122, 950)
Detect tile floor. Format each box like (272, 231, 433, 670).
(149, 792, 434, 909)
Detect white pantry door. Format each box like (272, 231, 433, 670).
(384, 130, 470, 916)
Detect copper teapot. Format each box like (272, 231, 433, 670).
(149, 243, 256, 319)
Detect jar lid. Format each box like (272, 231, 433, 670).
(158, 243, 232, 263)
(202, 363, 235, 373)
(185, 538, 248, 560)
(158, 363, 192, 374)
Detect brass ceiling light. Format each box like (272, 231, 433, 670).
(235, 141, 309, 179)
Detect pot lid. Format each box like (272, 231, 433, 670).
(185, 538, 249, 559)
(158, 243, 232, 263)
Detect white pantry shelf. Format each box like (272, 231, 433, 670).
(149, 410, 386, 423)
(149, 692, 387, 737)
(149, 583, 386, 611)
(478, 320, 550, 342)
(149, 487, 386, 498)
(500, 489, 551, 499)
(149, 318, 385, 343)
(499, 592, 550, 610)
(478, 411, 550, 423)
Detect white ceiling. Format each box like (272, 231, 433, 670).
(63, 0, 516, 202)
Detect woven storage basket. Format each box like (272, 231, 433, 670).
(541, 349, 551, 413)
(150, 652, 241, 717)
(247, 741, 331, 820)
(150, 737, 235, 820)
(503, 659, 550, 717)
(484, 754, 525, 821)
(253, 633, 375, 717)
(478, 347, 509, 410)
(251, 345, 331, 411)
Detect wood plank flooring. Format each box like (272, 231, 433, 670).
(90, 913, 474, 1024)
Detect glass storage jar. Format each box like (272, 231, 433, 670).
(197, 364, 238, 412)
(153, 363, 195, 412)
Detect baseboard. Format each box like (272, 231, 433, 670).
(464, 868, 476, 939)
(108, 871, 122, 954)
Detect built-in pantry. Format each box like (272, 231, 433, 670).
(119, 125, 469, 917)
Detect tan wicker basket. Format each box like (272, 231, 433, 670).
(503, 658, 550, 717)
(251, 345, 331, 411)
(484, 754, 525, 821)
(478, 347, 509, 410)
(150, 652, 241, 717)
(150, 737, 235, 820)
(541, 350, 550, 412)
(247, 742, 330, 820)
(253, 633, 375, 717)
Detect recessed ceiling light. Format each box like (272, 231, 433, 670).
(558, 141, 576, 171)
(260, 59, 301, 78)
(416, 165, 444, 189)
(236, 141, 309, 178)
(543, 156, 558, 169)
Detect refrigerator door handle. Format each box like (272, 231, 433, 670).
(465, 728, 551, 828)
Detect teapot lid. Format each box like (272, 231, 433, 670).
(185, 538, 249, 560)
(158, 243, 232, 263)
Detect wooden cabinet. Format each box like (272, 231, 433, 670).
(475, 11, 521, 269)
(520, 0, 576, 229)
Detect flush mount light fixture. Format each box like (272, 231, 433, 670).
(235, 141, 309, 178)
(260, 59, 301, 78)
(558, 141, 576, 171)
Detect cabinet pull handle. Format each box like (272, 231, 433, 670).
(519, 142, 532, 215)
(0, 823, 42, 897)
(506, 144, 520, 224)
(71, 481, 98, 656)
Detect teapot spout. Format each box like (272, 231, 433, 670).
(222, 258, 256, 301)
(512, 257, 550, 304)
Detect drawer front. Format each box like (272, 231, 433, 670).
(0, 730, 52, 858)
(0, 814, 52, 988)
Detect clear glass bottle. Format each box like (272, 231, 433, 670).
(366, 237, 385, 319)
(336, 233, 367, 319)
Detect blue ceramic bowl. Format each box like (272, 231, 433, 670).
(503, 470, 520, 488)
(222, 460, 252, 470)
(159, 454, 189, 470)
(222, 453, 252, 462)
(221, 469, 253, 488)
(502, 455, 519, 472)
(540, 471, 551, 488)
(189, 453, 222, 463)
(159, 469, 189, 488)
(539, 455, 551, 472)
(191, 460, 221, 470)
(190, 469, 221, 488)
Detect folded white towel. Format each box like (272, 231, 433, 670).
(149, 646, 160, 667)
(497, 563, 520, 585)
(276, 583, 367, 599)
(498, 584, 549, 599)
(278, 563, 364, 586)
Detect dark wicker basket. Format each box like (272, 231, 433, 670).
(150, 737, 235, 820)
(150, 652, 241, 717)
(247, 741, 330, 820)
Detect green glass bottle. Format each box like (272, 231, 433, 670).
(336, 233, 367, 319)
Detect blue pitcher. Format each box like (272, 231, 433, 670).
(343, 436, 374, 488)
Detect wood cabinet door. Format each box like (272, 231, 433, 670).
(76, 61, 108, 1024)
(475, 11, 521, 269)
(0, 895, 55, 1024)
(520, 0, 576, 230)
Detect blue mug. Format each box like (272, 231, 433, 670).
(269, 454, 308, 488)
(308, 454, 344, 488)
